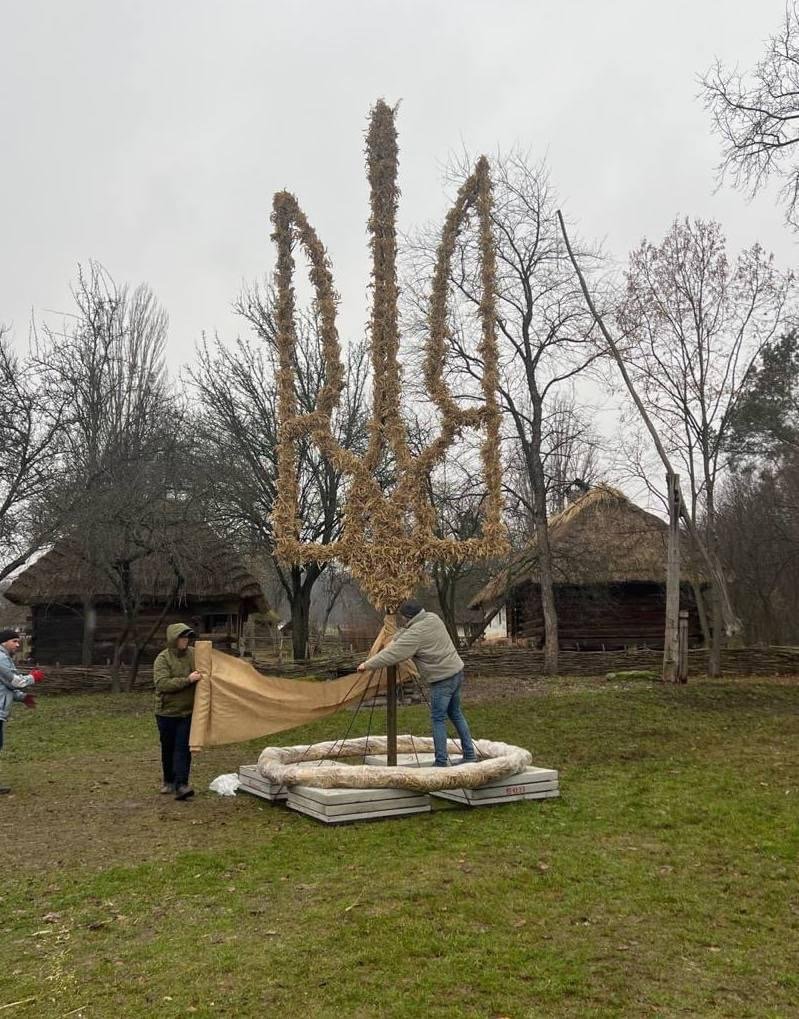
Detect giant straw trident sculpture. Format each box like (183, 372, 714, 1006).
(271, 101, 509, 759)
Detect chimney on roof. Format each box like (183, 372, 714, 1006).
(566, 478, 591, 503)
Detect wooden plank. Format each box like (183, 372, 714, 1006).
(662, 472, 682, 681)
(286, 784, 432, 824)
(237, 764, 287, 802)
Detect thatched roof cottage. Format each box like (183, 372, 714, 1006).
(4, 526, 268, 666)
(471, 485, 704, 650)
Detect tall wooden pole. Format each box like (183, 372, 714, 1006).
(386, 664, 398, 766)
(663, 471, 681, 683)
(677, 609, 689, 684)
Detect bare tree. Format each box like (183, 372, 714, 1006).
(502, 393, 602, 532)
(701, 3, 799, 229)
(616, 218, 794, 673)
(539, 394, 602, 514)
(427, 463, 490, 646)
(0, 325, 70, 581)
(401, 413, 493, 645)
(405, 153, 601, 672)
(309, 564, 356, 653)
(188, 283, 370, 661)
(38, 263, 193, 689)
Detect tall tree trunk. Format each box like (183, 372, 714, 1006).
(536, 526, 559, 673)
(110, 620, 132, 694)
(125, 647, 145, 693)
(81, 596, 95, 667)
(125, 582, 181, 692)
(434, 566, 461, 647)
(529, 428, 558, 674)
(290, 565, 312, 661)
(316, 580, 346, 654)
(709, 583, 723, 678)
(692, 581, 711, 648)
(446, 579, 459, 647)
(705, 491, 723, 678)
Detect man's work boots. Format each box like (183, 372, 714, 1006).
(174, 784, 195, 801)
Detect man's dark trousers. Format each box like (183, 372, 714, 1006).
(156, 715, 192, 787)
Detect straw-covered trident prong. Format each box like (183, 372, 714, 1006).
(271, 99, 509, 614)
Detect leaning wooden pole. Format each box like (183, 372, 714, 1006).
(555, 209, 741, 640)
(662, 471, 681, 683)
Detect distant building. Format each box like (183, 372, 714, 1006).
(471, 485, 704, 650)
(4, 526, 268, 666)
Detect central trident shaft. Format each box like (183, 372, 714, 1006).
(271, 100, 509, 759)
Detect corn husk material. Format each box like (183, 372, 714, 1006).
(271, 100, 508, 612)
(257, 735, 532, 792)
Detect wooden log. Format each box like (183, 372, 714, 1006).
(677, 609, 689, 683)
(662, 472, 681, 682)
(386, 664, 398, 766)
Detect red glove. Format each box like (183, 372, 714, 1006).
(30, 670, 45, 683)
(22, 694, 36, 709)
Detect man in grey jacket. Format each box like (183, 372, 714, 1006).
(358, 601, 477, 767)
(0, 628, 44, 794)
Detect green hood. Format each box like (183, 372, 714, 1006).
(166, 623, 194, 649)
(154, 624, 197, 717)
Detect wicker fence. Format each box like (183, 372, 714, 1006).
(36, 644, 799, 694)
(461, 645, 799, 679)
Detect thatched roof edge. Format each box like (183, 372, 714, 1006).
(470, 484, 703, 608)
(4, 524, 267, 610)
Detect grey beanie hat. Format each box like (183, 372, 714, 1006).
(398, 600, 423, 619)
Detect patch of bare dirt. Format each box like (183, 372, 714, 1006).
(0, 744, 289, 873)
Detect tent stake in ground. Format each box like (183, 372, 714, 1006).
(271, 101, 509, 756)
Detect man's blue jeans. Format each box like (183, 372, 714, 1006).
(429, 671, 476, 766)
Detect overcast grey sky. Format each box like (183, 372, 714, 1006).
(0, 0, 793, 370)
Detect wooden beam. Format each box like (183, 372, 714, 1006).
(386, 663, 398, 766)
(662, 472, 681, 682)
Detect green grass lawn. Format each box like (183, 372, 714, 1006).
(0, 676, 797, 1018)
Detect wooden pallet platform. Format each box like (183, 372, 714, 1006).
(286, 784, 432, 824)
(237, 764, 287, 802)
(363, 754, 560, 806)
(432, 766, 559, 806)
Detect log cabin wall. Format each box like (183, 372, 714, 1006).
(30, 600, 249, 666)
(510, 581, 703, 650)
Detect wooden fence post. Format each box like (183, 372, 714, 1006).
(662, 472, 681, 682)
(677, 609, 689, 684)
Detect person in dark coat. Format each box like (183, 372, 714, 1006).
(153, 623, 201, 800)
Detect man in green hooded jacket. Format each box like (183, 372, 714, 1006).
(154, 623, 201, 800)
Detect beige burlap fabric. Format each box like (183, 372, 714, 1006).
(189, 618, 415, 751)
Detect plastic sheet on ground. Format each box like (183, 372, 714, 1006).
(208, 773, 240, 796)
